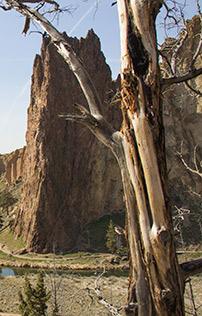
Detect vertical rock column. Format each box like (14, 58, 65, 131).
(13, 30, 124, 253)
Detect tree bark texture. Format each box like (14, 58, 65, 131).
(116, 0, 185, 315)
(2, 0, 195, 315)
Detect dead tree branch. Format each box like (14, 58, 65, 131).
(185, 81, 202, 97)
(18, 0, 59, 10)
(160, 1, 202, 93)
(177, 142, 202, 179)
(2, 0, 105, 120)
(85, 268, 125, 316)
(59, 103, 121, 153)
(173, 206, 191, 234)
(195, 0, 202, 19)
(163, 0, 185, 35)
(180, 258, 202, 279)
(158, 49, 174, 76)
(161, 67, 202, 86)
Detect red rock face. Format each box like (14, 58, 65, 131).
(0, 148, 25, 183)
(162, 16, 202, 213)
(5, 148, 25, 183)
(13, 30, 124, 253)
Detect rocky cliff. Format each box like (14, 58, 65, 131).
(162, 16, 202, 241)
(13, 30, 124, 253)
(5, 148, 25, 183)
(0, 148, 25, 183)
(11, 16, 202, 252)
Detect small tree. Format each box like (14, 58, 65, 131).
(52, 306, 59, 316)
(18, 271, 51, 316)
(0, 188, 16, 215)
(18, 276, 34, 316)
(106, 219, 117, 253)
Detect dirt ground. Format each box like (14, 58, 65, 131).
(184, 275, 202, 316)
(0, 273, 201, 315)
(0, 273, 128, 316)
(0, 314, 20, 316)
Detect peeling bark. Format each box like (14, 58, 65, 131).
(117, 0, 185, 315)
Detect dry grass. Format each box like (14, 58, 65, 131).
(0, 273, 128, 315)
(0, 270, 202, 315)
(0, 229, 25, 252)
(184, 275, 202, 315)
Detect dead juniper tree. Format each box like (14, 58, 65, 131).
(1, 0, 202, 315)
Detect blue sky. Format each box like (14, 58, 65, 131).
(0, 0, 199, 154)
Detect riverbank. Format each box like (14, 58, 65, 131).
(0, 259, 128, 273)
(0, 249, 202, 315)
(0, 237, 129, 314)
(0, 241, 129, 272)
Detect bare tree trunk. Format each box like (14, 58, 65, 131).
(115, 0, 185, 315)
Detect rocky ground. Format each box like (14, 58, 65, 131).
(0, 275, 23, 314)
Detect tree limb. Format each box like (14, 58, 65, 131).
(18, 0, 59, 10)
(163, 1, 179, 26)
(3, 0, 123, 174)
(87, 267, 123, 316)
(0, 3, 11, 10)
(22, 16, 30, 34)
(185, 80, 202, 97)
(177, 142, 202, 179)
(195, 0, 202, 20)
(158, 49, 174, 76)
(59, 104, 122, 152)
(2, 0, 104, 119)
(161, 67, 202, 86)
(180, 258, 202, 279)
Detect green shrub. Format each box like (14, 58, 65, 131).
(0, 188, 17, 210)
(18, 270, 51, 316)
(106, 219, 117, 253)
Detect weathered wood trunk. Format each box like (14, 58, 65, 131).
(115, 0, 184, 315)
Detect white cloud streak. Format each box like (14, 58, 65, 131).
(69, 2, 99, 35)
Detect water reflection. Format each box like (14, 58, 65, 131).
(1, 267, 15, 277)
